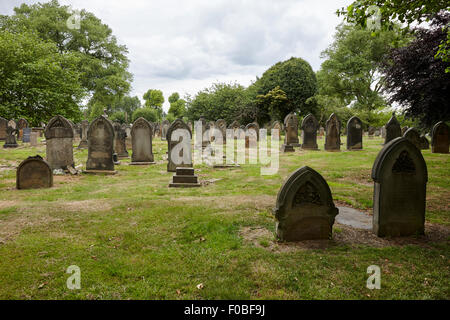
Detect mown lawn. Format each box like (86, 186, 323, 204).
(0, 135, 448, 299)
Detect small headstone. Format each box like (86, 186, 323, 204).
(372, 137, 427, 237)
(77, 120, 89, 149)
(130, 117, 155, 165)
(284, 112, 300, 147)
(169, 167, 201, 188)
(0, 117, 7, 140)
(419, 135, 429, 150)
(44, 115, 74, 170)
(245, 122, 259, 148)
(324, 113, 341, 151)
(384, 113, 401, 144)
(431, 121, 449, 154)
(161, 120, 170, 141)
(16, 155, 53, 189)
(346, 116, 363, 150)
(3, 121, 18, 148)
(273, 166, 339, 241)
(22, 127, 31, 143)
(17, 118, 29, 140)
(30, 132, 38, 147)
(301, 114, 319, 150)
(403, 127, 421, 150)
(113, 122, 129, 158)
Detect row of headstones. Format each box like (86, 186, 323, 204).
(274, 136, 430, 240)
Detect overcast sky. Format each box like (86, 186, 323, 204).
(1, 0, 353, 111)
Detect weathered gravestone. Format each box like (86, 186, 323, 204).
(271, 121, 283, 137)
(419, 135, 429, 150)
(215, 119, 227, 144)
(113, 122, 129, 158)
(381, 126, 386, 139)
(384, 113, 401, 144)
(372, 137, 427, 237)
(346, 116, 363, 150)
(284, 112, 300, 147)
(403, 127, 421, 150)
(324, 113, 341, 151)
(161, 120, 170, 141)
(22, 128, 31, 143)
(130, 117, 155, 165)
(17, 118, 29, 140)
(228, 121, 240, 137)
(167, 118, 192, 172)
(44, 115, 74, 170)
(368, 126, 375, 139)
(301, 114, 319, 150)
(0, 117, 7, 140)
(77, 120, 89, 149)
(16, 155, 53, 189)
(30, 132, 38, 147)
(245, 122, 259, 148)
(401, 126, 409, 136)
(3, 121, 18, 148)
(273, 166, 339, 241)
(431, 121, 449, 154)
(85, 115, 116, 174)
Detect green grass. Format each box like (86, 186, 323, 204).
(0, 136, 448, 299)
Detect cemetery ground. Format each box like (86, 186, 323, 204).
(0, 137, 448, 300)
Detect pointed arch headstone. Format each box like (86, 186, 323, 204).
(85, 115, 116, 174)
(130, 117, 155, 165)
(384, 113, 401, 144)
(167, 118, 192, 172)
(44, 115, 74, 170)
(301, 114, 319, 150)
(324, 113, 341, 151)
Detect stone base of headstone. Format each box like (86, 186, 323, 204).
(3, 142, 18, 148)
(169, 167, 201, 188)
(213, 163, 240, 168)
(83, 169, 117, 175)
(77, 140, 88, 149)
(301, 145, 319, 150)
(291, 143, 301, 147)
(129, 161, 156, 165)
(281, 144, 294, 152)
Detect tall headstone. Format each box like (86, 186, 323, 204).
(283, 112, 300, 147)
(17, 118, 28, 140)
(44, 115, 74, 170)
(324, 113, 341, 151)
(85, 115, 116, 174)
(384, 113, 401, 144)
(16, 155, 53, 189)
(22, 128, 31, 143)
(3, 121, 18, 148)
(273, 166, 339, 241)
(78, 120, 89, 149)
(161, 120, 170, 141)
(167, 118, 192, 172)
(271, 120, 283, 136)
(403, 127, 421, 150)
(215, 119, 227, 144)
(198, 117, 209, 148)
(130, 117, 155, 165)
(301, 114, 319, 150)
(245, 122, 259, 148)
(113, 122, 129, 158)
(346, 116, 363, 150)
(372, 137, 427, 237)
(431, 121, 449, 154)
(0, 117, 7, 140)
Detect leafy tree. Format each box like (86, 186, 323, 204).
(109, 111, 126, 124)
(256, 86, 289, 122)
(168, 99, 186, 118)
(110, 95, 141, 121)
(0, 0, 132, 105)
(143, 89, 164, 120)
(380, 12, 450, 128)
(250, 57, 317, 123)
(132, 107, 158, 123)
(168, 92, 180, 104)
(0, 30, 84, 125)
(337, 0, 450, 70)
(317, 23, 409, 111)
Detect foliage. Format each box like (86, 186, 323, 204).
(132, 107, 158, 123)
(249, 57, 317, 123)
(0, 30, 84, 126)
(167, 92, 186, 118)
(109, 111, 126, 124)
(317, 23, 409, 111)
(256, 86, 289, 123)
(143, 89, 164, 120)
(0, 0, 132, 106)
(110, 96, 141, 122)
(380, 12, 450, 128)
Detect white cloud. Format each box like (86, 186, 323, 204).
(1, 0, 353, 111)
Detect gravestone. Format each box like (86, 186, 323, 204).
(3, 121, 18, 148)
(17, 118, 28, 140)
(431, 121, 449, 154)
(419, 135, 429, 150)
(374, 129, 380, 137)
(130, 117, 155, 165)
(372, 137, 427, 237)
(384, 113, 401, 144)
(198, 117, 209, 148)
(403, 127, 421, 150)
(245, 122, 259, 148)
(284, 112, 300, 147)
(273, 166, 339, 241)
(22, 128, 31, 143)
(30, 132, 38, 147)
(346, 116, 363, 150)
(16, 155, 53, 189)
(113, 122, 129, 158)
(0, 117, 7, 140)
(167, 118, 192, 172)
(85, 115, 116, 174)
(161, 120, 171, 141)
(381, 126, 386, 139)
(78, 120, 89, 149)
(169, 167, 201, 188)
(44, 115, 74, 170)
(154, 123, 161, 137)
(271, 120, 283, 136)
(319, 127, 325, 138)
(401, 126, 409, 136)
(324, 113, 341, 151)
(301, 114, 319, 150)
(368, 126, 375, 139)
(215, 119, 227, 144)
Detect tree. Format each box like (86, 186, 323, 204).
(167, 92, 186, 118)
(250, 57, 317, 123)
(256, 86, 289, 122)
(337, 0, 450, 70)
(132, 108, 158, 123)
(0, 30, 84, 125)
(168, 92, 180, 104)
(380, 12, 450, 128)
(110, 96, 141, 121)
(317, 23, 408, 111)
(0, 0, 132, 106)
(143, 89, 164, 119)
(109, 111, 126, 124)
